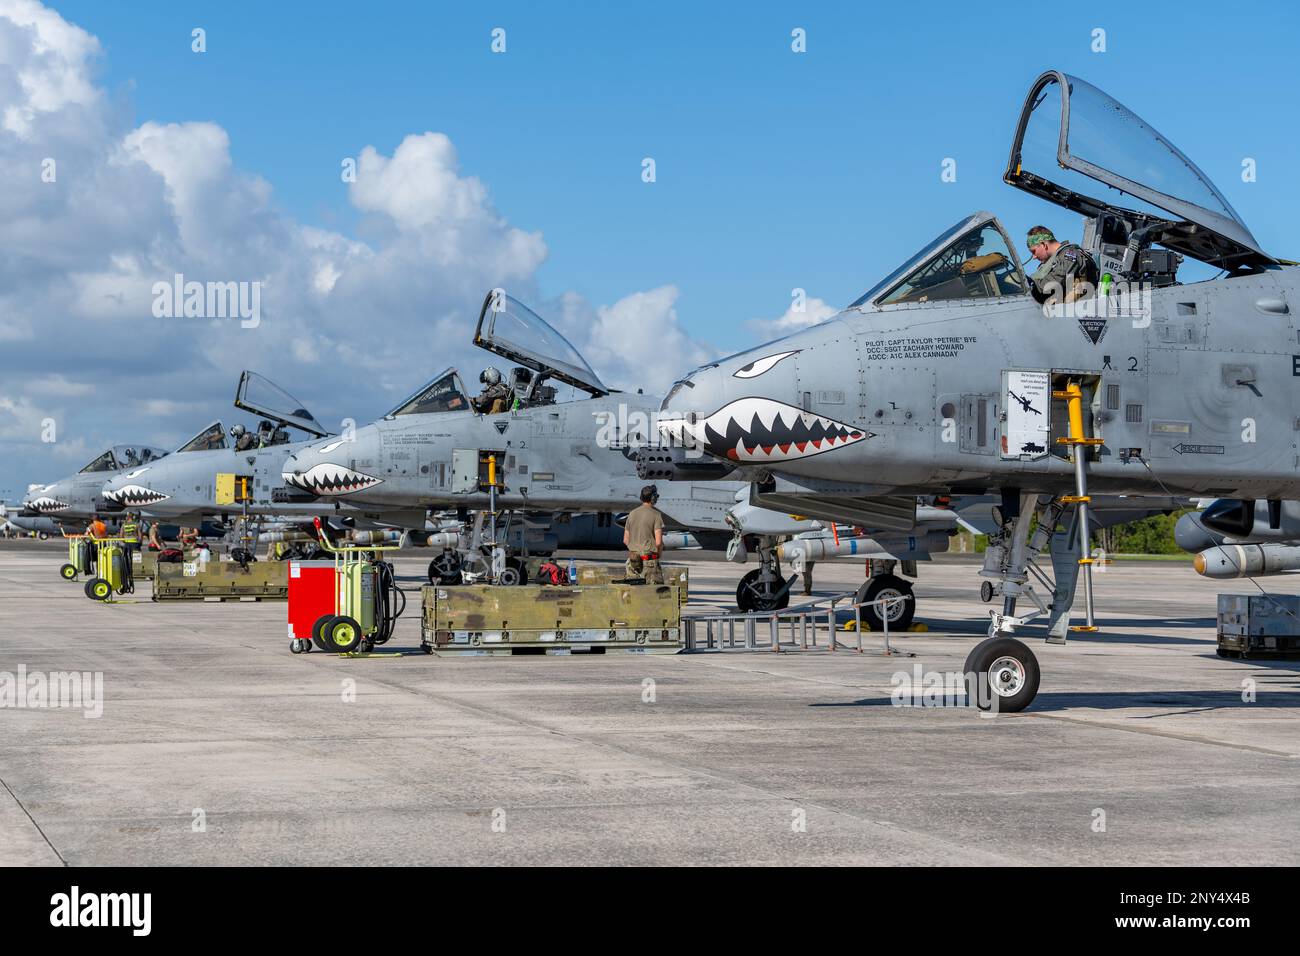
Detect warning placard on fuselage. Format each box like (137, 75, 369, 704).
(1002, 370, 1050, 460)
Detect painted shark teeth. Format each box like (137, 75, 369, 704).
(283, 463, 383, 496)
(107, 485, 171, 506)
(27, 496, 72, 513)
(674, 397, 871, 463)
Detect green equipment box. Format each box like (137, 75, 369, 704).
(152, 559, 289, 602)
(572, 564, 689, 605)
(1217, 593, 1300, 658)
(132, 549, 158, 579)
(421, 581, 683, 655)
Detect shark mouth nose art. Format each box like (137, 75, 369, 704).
(107, 485, 171, 506)
(27, 496, 72, 513)
(669, 398, 871, 463)
(283, 463, 384, 495)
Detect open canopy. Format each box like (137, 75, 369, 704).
(473, 291, 609, 396)
(234, 372, 329, 438)
(78, 445, 169, 474)
(1005, 70, 1272, 271)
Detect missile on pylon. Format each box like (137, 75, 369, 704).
(1193, 543, 1300, 578)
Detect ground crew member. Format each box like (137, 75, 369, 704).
(1025, 226, 1097, 305)
(623, 484, 665, 584)
(147, 522, 163, 551)
(87, 516, 108, 539)
(121, 512, 140, 552)
(180, 527, 198, 550)
(472, 367, 511, 415)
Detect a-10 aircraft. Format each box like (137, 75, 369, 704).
(100, 372, 429, 536)
(20, 446, 170, 529)
(658, 68, 1296, 710)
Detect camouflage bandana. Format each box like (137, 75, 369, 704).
(1026, 230, 1054, 249)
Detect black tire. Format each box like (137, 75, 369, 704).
(428, 551, 462, 585)
(38, 532, 49, 540)
(980, 580, 994, 603)
(85, 577, 111, 601)
(736, 567, 790, 612)
(855, 575, 915, 632)
(498, 558, 528, 587)
(421, 644, 434, 655)
(963, 636, 1040, 713)
(311, 615, 336, 652)
(60, 563, 77, 581)
(323, 615, 363, 653)
(290, 639, 305, 654)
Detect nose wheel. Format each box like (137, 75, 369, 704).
(963, 636, 1040, 712)
(736, 567, 790, 612)
(428, 550, 463, 585)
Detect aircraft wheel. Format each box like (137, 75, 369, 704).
(498, 558, 528, 586)
(856, 575, 915, 632)
(736, 568, 789, 612)
(323, 615, 363, 653)
(963, 636, 1040, 713)
(38, 532, 49, 540)
(84, 577, 112, 601)
(980, 580, 994, 603)
(60, 563, 78, 581)
(429, 551, 462, 585)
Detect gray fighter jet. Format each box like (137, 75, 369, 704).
(100, 372, 428, 534)
(658, 69, 1294, 710)
(20, 445, 170, 529)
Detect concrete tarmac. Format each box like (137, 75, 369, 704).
(1, 539, 1297, 866)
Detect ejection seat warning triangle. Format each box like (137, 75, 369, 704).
(1002, 370, 1050, 460)
(1077, 318, 1108, 345)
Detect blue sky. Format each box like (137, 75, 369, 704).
(2, 0, 1298, 499)
(52, 0, 1300, 333)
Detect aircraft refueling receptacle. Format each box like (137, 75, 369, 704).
(658, 68, 1295, 711)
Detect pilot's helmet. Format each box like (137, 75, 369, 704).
(230, 424, 246, 437)
(481, 367, 502, 386)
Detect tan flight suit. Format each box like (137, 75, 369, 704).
(474, 384, 512, 415)
(624, 504, 665, 584)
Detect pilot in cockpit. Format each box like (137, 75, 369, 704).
(1025, 226, 1097, 306)
(472, 366, 512, 415)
